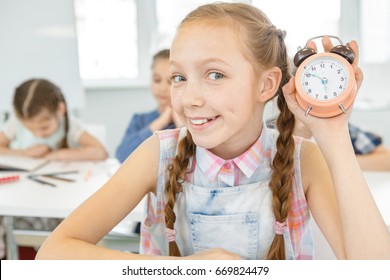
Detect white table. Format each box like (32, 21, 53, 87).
(0, 159, 145, 259)
(1, 164, 389, 260)
(312, 171, 390, 259)
(363, 171, 390, 227)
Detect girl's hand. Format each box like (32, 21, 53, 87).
(149, 107, 173, 132)
(24, 144, 51, 157)
(307, 37, 363, 91)
(45, 149, 66, 160)
(172, 110, 184, 128)
(184, 248, 242, 260)
(283, 37, 364, 139)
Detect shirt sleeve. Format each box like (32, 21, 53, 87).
(1, 115, 18, 141)
(66, 116, 85, 148)
(348, 123, 383, 155)
(115, 114, 153, 163)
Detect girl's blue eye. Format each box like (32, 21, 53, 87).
(208, 72, 224, 80)
(171, 75, 186, 83)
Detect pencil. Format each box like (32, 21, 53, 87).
(41, 175, 75, 182)
(28, 176, 56, 187)
(39, 170, 78, 177)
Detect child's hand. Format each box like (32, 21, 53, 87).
(172, 110, 184, 128)
(307, 37, 363, 91)
(184, 248, 242, 260)
(283, 37, 364, 139)
(283, 77, 350, 138)
(149, 107, 174, 132)
(44, 150, 66, 160)
(24, 144, 51, 158)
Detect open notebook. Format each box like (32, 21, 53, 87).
(0, 154, 49, 172)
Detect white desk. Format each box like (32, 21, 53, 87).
(1, 165, 389, 260)
(0, 159, 145, 259)
(363, 171, 390, 226)
(312, 171, 390, 259)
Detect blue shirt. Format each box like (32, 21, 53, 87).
(266, 120, 382, 156)
(349, 123, 382, 155)
(115, 109, 175, 163)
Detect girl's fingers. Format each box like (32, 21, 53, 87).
(282, 77, 300, 113)
(306, 36, 333, 52)
(347, 40, 359, 66)
(322, 36, 334, 52)
(306, 40, 317, 52)
(346, 40, 364, 89)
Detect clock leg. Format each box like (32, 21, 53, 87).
(338, 104, 347, 114)
(305, 106, 313, 116)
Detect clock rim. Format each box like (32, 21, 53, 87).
(295, 52, 356, 107)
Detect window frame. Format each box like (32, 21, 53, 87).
(81, 0, 389, 105)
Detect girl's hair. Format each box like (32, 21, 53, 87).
(164, 3, 295, 259)
(151, 49, 170, 68)
(13, 78, 70, 148)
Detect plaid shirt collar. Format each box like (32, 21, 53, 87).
(196, 124, 272, 182)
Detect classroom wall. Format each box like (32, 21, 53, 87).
(79, 87, 154, 157)
(79, 87, 390, 158)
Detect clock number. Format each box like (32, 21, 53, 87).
(311, 66, 316, 71)
(339, 85, 343, 89)
(320, 63, 325, 68)
(305, 73, 310, 78)
(333, 92, 337, 97)
(337, 69, 341, 74)
(304, 81, 308, 86)
(308, 89, 312, 94)
(341, 77, 345, 81)
(324, 95, 328, 100)
(315, 94, 319, 99)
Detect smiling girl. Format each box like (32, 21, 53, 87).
(36, 3, 389, 260)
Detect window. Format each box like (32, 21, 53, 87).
(75, 0, 340, 82)
(74, 0, 390, 106)
(252, 0, 340, 57)
(155, 0, 246, 51)
(360, 0, 390, 63)
(74, 0, 137, 81)
(74, 0, 246, 84)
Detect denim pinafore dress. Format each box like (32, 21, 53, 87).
(140, 127, 314, 259)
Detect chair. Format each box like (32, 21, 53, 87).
(83, 123, 107, 148)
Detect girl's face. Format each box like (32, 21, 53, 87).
(151, 58, 172, 112)
(21, 106, 64, 138)
(170, 22, 265, 159)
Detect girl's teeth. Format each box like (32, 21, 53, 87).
(190, 117, 215, 125)
(191, 119, 208, 125)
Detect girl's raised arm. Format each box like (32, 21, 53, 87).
(283, 40, 390, 259)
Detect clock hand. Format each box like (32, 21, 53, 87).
(322, 77, 328, 93)
(309, 73, 328, 92)
(309, 73, 323, 80)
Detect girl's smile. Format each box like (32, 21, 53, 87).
(188, 116, 218, 127)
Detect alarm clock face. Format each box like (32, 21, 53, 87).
(299, 55, 350, 101)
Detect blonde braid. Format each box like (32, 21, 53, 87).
(165, 131, 196, 256)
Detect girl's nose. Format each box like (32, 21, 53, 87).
(181, 81, 205, 107)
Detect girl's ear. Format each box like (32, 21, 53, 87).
(57, 102, 66, 116)
(256, 67, 282, 103)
